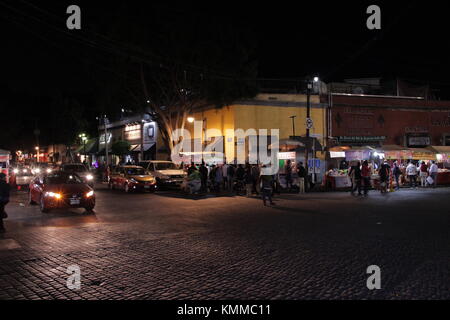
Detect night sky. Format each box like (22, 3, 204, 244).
(1, 0, 449, 151)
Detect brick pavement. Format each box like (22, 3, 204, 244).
(0, 187, 449, 300)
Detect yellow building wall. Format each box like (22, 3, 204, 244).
(183, 94, 327, 162)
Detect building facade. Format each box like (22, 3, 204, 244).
(329, 94, 450, 148)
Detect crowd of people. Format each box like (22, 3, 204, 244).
(348, 159, 439, 197)
(182, 160, 309, 206)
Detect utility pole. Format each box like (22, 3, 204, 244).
(141, 120, 145, 161)
(104, 115, 109, 167)
(289, 115, 297, 138)
(305, 82, 311, 192)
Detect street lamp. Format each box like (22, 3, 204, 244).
(79, 133, 88, 163)
(187, 117, 195, 123)
(289, 115, 297, 138)
(304, 76, 319, 191)
(35, 146, 39, 163)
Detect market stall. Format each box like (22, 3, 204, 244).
(430, 146, 450, 185)
(0, 149, 11, 183)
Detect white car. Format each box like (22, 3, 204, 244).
(138, 160, 186, 188)
(60, 163, 95, 187)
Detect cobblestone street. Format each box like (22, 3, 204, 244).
(0, 185, 449, 300)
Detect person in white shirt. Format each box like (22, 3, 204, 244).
(428, 161, 439, 188)
(406, 161, 418, 188)
(222, 163, 229, 190)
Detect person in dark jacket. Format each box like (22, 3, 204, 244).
(199, 162, 208, 192)
(348, 161, 362, 196)
(0, 173, 10, 232)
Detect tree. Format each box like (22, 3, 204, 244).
(90, 4, 259, 154)
(111, 140, 131, 157)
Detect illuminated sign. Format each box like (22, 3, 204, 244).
(277, 152, 296, 160)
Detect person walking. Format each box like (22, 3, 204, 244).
(199, 162, 208, 192)
(227, 164, 235, 192)
(187, 162, 197, 176)
(260, 169, 275, 206)
(361, 160, 371, 196)
(428, 160, 439, 188)
(296, 162, 307, 194)
(0, 173, 10, 233)
(419, 161, 429, 187)
(222, 162, 229, 190)
(379, 160, 391, 193)
(285, 159, 293, 192)
(251, 164, 260, 195)
(214, 164, 223, 192)
(392, 161, 402, 190)
(244, 164, 253, 197)
(348, 161, 362, 196)
(406, 161, 418, 188)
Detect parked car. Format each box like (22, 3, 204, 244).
(29, 171, 95, 213)
(31, 162, 53, 175)
(60, 163, 95, 187)
(138, 160, 186, 188)
(108, 165, 156, 193)
(12, 166, 34, 189)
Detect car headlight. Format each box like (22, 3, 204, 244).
(23, 169, 28, 173)
(14, 169, 19, 174)
(45, 192, 62, 199)
(86, 174, 94, 181)
(85, 190, 94, 198)
(46, 169, 52, 173)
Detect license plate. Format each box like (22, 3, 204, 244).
(144, 185, 150, 189)
(70, 199, 80, 205)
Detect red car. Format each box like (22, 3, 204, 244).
(29, 171, 95, 213)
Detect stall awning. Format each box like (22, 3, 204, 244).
(131, 143, 155, 152)
(430, 146, 450, 154)
(408, 147, 436, 160)
(75, 138, 98, 154)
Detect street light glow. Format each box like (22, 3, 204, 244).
(187, 117, 195, 123)
(313, 76, 319, 82)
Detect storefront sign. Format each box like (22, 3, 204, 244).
(278, 152, 296, 160)
(345, 150, 371, 161)
(338, 136, 386, 143)
(408, 136, 430, 146)
(330, 151, 346, 158)
(125, 124, 141, 141)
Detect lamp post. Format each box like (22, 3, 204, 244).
(289, 115, 297, 138)
(35, 146, 39, 163)
(304, 76, 319, 191)
(79, 133, 88, 163)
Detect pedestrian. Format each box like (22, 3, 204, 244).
(406, 161, 418, 188)
(285, 159, 293, 192)
(296, 161, 307, 194)
(244, 164, 253, 197)
(209, 165, 217, 192)
(227, 164, 235, 192)
(392, 161, 402, 190)
(419, 161, 429, 187)
(187, 162, 197, 176)
(0, 173, 10, 233)
(260, 167, 275, 206)
(428, 160, 439, 188)
(199, 162, 208, 192)
(251, 164, 260, 195)
(379, 160, 390, 193)
(215, 164, 223, 192)
(361, 160, 371, 196)
(222, 162, 229, 190)
(348, 161, 362, 196)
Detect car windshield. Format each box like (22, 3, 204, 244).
(63, 165, 87, 173)
(125, 168, 147, 175)
(17, 168, 33, 176)
(44, 173, 83, 184)
(154, 162, 178, 170)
